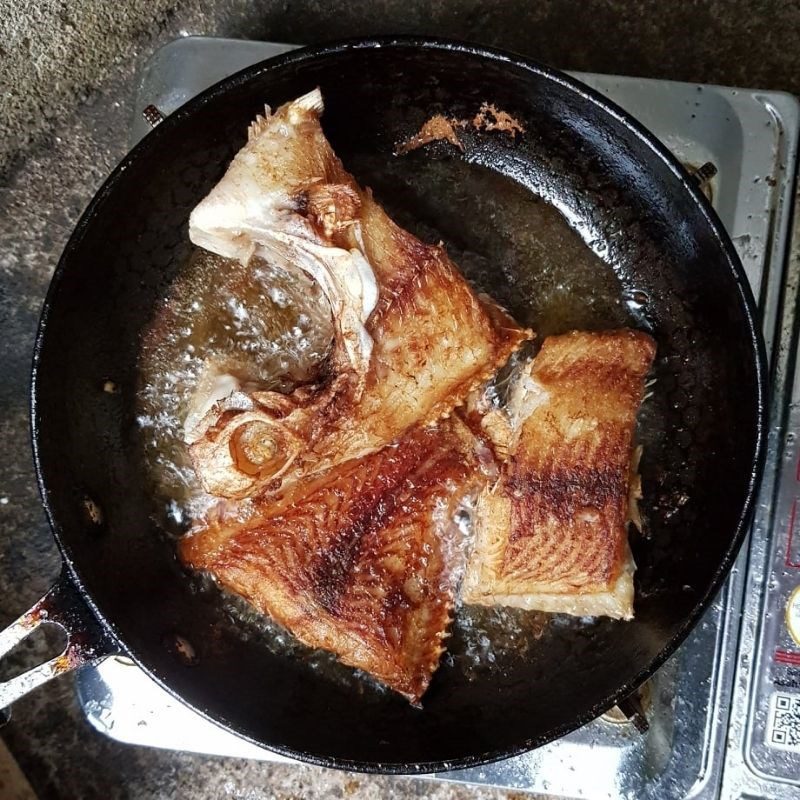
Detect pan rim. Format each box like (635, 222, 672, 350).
(29, 34, 768, 774)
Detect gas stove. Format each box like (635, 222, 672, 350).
(77, 37, 800, 800)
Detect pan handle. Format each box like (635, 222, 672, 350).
(0, 569, 116, 721)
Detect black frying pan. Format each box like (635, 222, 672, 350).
(0, 37, 766, 772)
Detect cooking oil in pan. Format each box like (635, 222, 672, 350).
(137, 250, 333, 524)
(137, 154, 652, 694)
(349, 153, 647, 337)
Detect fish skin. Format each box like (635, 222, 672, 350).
(189, 88, 377, 380)
(187, 90, 530, 500)
(462, 329, 656, 620)
(179, 417, 484, 703)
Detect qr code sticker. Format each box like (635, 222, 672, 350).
(766, 692, 800, 751)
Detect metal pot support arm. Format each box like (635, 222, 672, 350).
(0, 569, 116, 721)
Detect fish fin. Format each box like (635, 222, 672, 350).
(247, 104, 273, 141)
(291, 87, 324, 116)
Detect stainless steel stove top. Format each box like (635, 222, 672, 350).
(78, 36, 800, 800)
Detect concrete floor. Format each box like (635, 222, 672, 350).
(4, 0, 800, 180)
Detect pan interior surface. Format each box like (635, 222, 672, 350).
(32, 41, 763, 771)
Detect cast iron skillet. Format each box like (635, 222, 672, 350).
(0, 37, 766, 772)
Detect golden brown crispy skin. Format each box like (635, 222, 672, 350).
(298, 192, 528, 467)
(180, 418, 483, 703)
(188, 94, 529, 500)
(462, 330, 655, 619)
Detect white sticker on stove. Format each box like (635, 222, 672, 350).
(787, 586, 800, 646)
(766, 691, 800, 751)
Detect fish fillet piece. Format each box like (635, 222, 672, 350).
(296, 195, 527, 467)
(462, 329, 656, 620)
(189, 88, 377, 378)
(179, 418, 484, 703)
(187, 89, 529, 499)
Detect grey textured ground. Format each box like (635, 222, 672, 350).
(4, 0, 800, 180)
(1, 1, 799, 798)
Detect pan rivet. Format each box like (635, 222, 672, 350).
(167, 634, 198, 666)
(83, 496, 104, 526)
(102, 380, 120, 394)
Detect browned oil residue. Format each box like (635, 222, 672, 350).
(396, 102, 525, 155)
